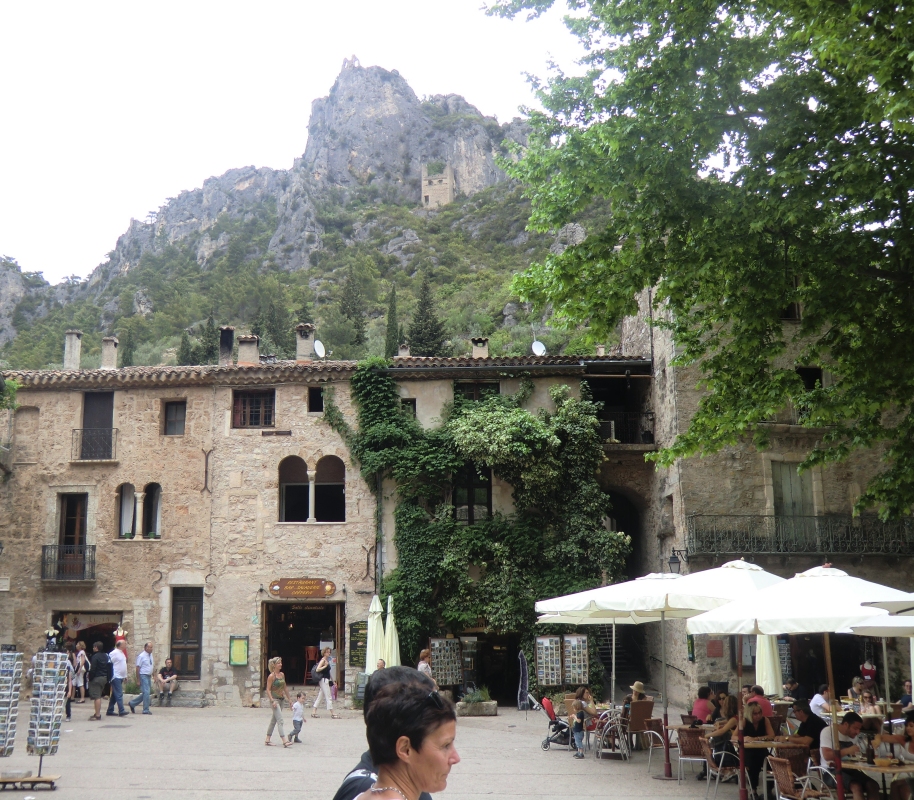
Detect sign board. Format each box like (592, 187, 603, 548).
(706, 639, 724, 658)
(268, 579, 336, 599)
(349, 621, 368, 668)
(0, 578, 9, 592)
(229, 636, 249, 666)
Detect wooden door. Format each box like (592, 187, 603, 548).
(170, 588, 203, 679)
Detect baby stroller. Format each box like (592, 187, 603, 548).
(529, 693, 572, 751)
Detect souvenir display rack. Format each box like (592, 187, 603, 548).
(459, 637, 477, 691)
(27, 651, 67, 756)
(429, 638, 461, 686)
(562, 635, 588, 685)
(0, 653, 22, 757)
(535, 635, 562, 686)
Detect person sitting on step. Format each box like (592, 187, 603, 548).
(156, 658, 179, 706)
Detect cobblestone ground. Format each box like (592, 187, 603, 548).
(0, 700, 728, 799)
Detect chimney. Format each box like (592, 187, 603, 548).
(471, 337, 489, 359)
(64, 330, 83, 370)
(397, 343, 410, 358)
(100, 336, 119, 369)
(219, 326, 235, 366)
(596, 344, 606, 357)
(295, 323, 316, 362)
(237, 334, 260, 366)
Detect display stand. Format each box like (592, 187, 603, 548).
(459, 637, 477, 693)
(562, 635, 588, 685)
(535, 636, 562, 686)
(429, 639, 461, 687)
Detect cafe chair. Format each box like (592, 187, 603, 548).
(681, 714, 698, 725)
(676, 726, 707, 783)
(767, 756, 833, 800)
(699, 737, 740, 799)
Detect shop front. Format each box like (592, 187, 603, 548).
(262, 601, 346, 687)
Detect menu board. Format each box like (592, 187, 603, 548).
(536, 636, 562, 686)
(0, 652, 22, 757)
(429, 638, 461, 686)
(349, 621, 368, 668)
(28, 651, 67, 755)
(563, 635, 588, 685)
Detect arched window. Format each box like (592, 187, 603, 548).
(143, 483, 162, 538)
(315, 456, 345, 522)
(118, 483, 136, 539)
(279, 456, 310, 522)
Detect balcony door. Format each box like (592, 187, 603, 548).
(772, 461, 816, 544)
(81, 392, 114, 459)
(58, 493, 88, 579)
(170, 588, 203, 679)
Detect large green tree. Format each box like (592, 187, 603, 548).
(408, 274, 447, 357)
(384, 286, 399, 358)
(493, 0, 914, 517)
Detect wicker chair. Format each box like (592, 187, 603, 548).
(768, 756, 832, 800)
(676, 727, 707, 783)
(778, 746, 810, 778)
(699, 737, 740, 799)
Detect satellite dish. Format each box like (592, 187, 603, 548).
(313, 340, 326, 358)
(532, 340, 546, 356)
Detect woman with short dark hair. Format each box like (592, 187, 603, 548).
(355, 684, 460, 800)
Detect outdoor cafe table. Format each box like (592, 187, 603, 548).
(840, 759, 914, 800)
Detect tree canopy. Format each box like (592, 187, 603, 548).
(493, 0, 914, 517)
(408, 274, 448, 357)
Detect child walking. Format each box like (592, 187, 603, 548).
(290, 692, 305, 743)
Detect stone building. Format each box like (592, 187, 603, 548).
(420, 163, 456, 208)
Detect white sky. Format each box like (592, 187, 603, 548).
(0, 1, 583, 286)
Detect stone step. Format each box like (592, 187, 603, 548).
(126, 690, 209, 708)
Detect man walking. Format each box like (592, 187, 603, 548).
(128, 642, 154, 715)
(106, 640, 129, 716)
(86, 641, 110, 721)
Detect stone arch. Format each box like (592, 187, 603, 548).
(315, 455, 345, 522)
(278, 456, 309, 522)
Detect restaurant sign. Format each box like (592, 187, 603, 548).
(268, 578, 337, 599)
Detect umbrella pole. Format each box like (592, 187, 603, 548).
(611, 622, 616, 708)
(825, 632, 847, 800)
(737, 635, 748, 800)
(883, 637, 893, 738)
(660, 612, 672, 778)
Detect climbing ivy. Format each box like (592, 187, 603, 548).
(324, 360, 631, 692)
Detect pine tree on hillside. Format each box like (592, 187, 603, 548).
(201, 313, 219, 364)
(339, 270, 366, 346)
(177, 331, 195, 366)
(296, 291, 314, 325)
(119, 327, 136, 367)
(384, 286, 398, 358)
(408, 274, 447, 357)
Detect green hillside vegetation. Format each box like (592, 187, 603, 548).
(2, 184, 603, 370)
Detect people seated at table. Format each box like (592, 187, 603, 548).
(783, 700, 827, 751)
(900, 679, 913, 711)
(573, 686, 601, 719)
(692, 686, 715, 723)
(819, 711, 881, 800)
(849, 677, 866, 702)
(696, 694, 740, 781)
(744, 701, 777, 800)
(750, 685, 774, 717)
(782, 678, 808, 702)
(873, 711, 914, 800)
(810, 684, 831, 718)
(858, 691, 881, 716)
(622, 680, 648, 719)
(742, 684, 753, 702)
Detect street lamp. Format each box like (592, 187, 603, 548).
(667, 548, 687, 573)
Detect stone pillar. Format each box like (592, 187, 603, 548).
(397, 343, 410, 358)
(100, 336, 119, 369)
(64, 330, 83, 370)
(219, 326, 235, 366)
(596, 344, 606, 357)
(134, 492, 145, 538)
(471, 337, 489, 358)
(237, 335, 260, 366)
(307, 471, 317, 524)
(295, 323, 316, 362)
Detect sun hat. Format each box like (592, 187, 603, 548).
(630, 681, 646, 693)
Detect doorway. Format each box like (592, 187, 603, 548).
(263, 603, 343, 686)
(170, 588, 203, 679)
(474, 633, 521, 705)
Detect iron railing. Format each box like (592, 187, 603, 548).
(687, 514, 914, 557)
(599, 412, 655, 445)
(72, 428, 117, 460)
(41, 545, 96, 581)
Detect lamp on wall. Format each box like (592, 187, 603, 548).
(667, 548, 688, 573)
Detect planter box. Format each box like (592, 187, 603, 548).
(455, 700, 497, 717)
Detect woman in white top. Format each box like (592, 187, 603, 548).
(417, 649, 438, 690)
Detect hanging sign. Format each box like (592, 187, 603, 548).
(268, 579, 336, 599)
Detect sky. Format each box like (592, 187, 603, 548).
(0, 1, 584, 286)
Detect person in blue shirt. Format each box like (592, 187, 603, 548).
(900, 679, 913, 710)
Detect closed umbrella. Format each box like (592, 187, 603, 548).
(366, 595, 385, 675)
(754, 635, 783, 696)
(383, 595, 401, 668)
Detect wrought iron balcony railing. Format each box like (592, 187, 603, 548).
(72, 428, 117, 460)
(41, 545, 96, 581)
(599, 412, 655, 445)
(686, 514, 914, 557)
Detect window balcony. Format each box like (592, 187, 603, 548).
(686, 514, 914, 557)
(71, 428, 117, 461)
(41, 545, 97, 582)
(599, 412, 655, 446)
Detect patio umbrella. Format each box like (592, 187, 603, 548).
(366, 595, 385, 675)
(535, 560, 785, 781)
(382, 595, 401, 668)
(687, 566, 912, 800)
(863, 595, 914, 616)
(754, 635, 783, 696)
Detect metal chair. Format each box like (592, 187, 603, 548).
(699, 737, 740, 799)
(676, 726, 707, 783)
(768, 755, 832, 800)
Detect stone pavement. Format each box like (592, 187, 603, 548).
(0, 702, 733, 799)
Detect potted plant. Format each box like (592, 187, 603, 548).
(456, 686, 497, 717)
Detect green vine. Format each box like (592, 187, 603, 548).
(324, 361, 631, 693)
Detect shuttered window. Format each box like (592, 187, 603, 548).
(232, 391, 275, 428)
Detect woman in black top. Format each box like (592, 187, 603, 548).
(744, 701, 776, 799)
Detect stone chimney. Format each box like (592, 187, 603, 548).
(219, 326, 235, 366)
(100, 336, 119, 369)
(596, 344, 606, 357)
(295, 323, 316, 362)
(471, 337, 489, 359)
(237, 334, 260, 366)
(397, 343, 410, 358)
(64, 330, 83, 370)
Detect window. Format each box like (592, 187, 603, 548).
(164, 401, 186, 435)
(315, 456, 345, 522)
(118, 484, 136, 538)
(143, 483, 162, 538)
(455, 382, 500, 401)
(453, 464, 492, 525)
(796, 367, 823, 392)
(308, 387, 324, 413)
(232, 390, 275, 428)
(279, 456, 310, 522)
(401, 398, 417, 416)
(59, 493, 88, 546)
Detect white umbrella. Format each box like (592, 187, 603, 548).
(754, 635, 783, 696)
(383, 595, 401, 668)
(863, 596, 914, 616)
(365, 595, 385, 675)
